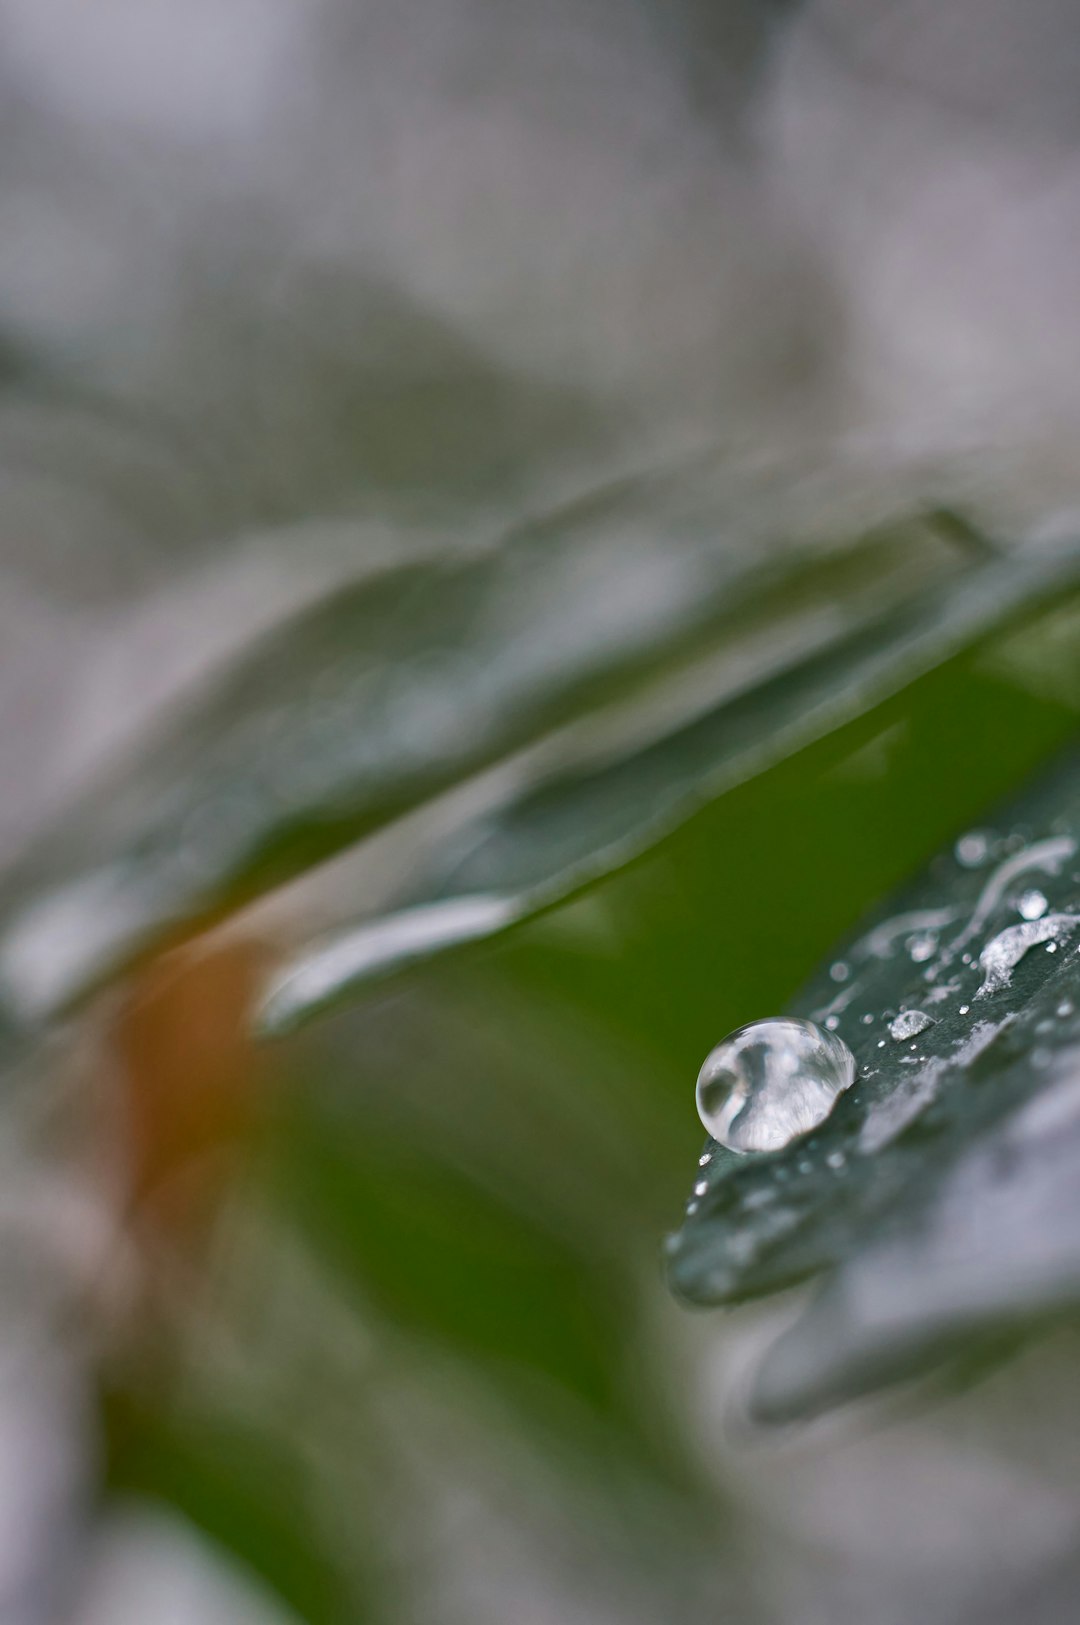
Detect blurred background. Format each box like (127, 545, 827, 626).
(5, 3, 1080, 1622)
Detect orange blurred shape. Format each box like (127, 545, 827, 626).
(113, 936, 270, 1251)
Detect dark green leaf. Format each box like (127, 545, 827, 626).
(0, 472, 958, 1023)
(256, 540, 1080, 1035)
(665, 742, 1080, 1415)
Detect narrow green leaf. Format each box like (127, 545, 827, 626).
(0, 473, 957, 1023)
(257, 541, 1080, 1037)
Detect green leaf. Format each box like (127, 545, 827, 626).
(256, 540, 1080, 1036)
(665, 742, 1080, 1417)
(0, 472, 959, 1023)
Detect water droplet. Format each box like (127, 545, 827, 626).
(826, 1150, 846, 1170)
(830, 961, 850, 983)
(907, 932, 937, 963)
(695, 1018, 856, 1154)
(861, 1012, 874, 1025)
(1018, 888, 1049, 920)
(697, 1153, 712, 1167)
(686, 1201, 699, 1215)
(877, 1039, 886, 1048)
(956, 831, 991, 867)
(977, 914, 1080, 995)
(797, 1159, 812, 1175)
(889, 1009, 934, 1041)
(959, 1004, 970, 1015)
(693, 1180, 708, 1196)
(825, 1014, 839, 1030)
(1047, 942, 1059, 953)
(1059, 1000, 1075, 1018)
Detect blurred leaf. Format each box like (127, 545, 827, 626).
(105, 1396, 361, 1625)
(0, 476, 958, 1023)
(257, 540, 1080, 1035)
(665, 743, 1080, 1415)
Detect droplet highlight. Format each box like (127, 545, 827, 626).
(695, 1018, 856, 1154)
(1018, 888, 1049, 920)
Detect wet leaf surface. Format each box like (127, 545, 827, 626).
(666, 742, 1080, 1415)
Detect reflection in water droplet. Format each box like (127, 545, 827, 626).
(977, 913, 1080, 995)
(888, 1009, 934, 1041)
(695, 1018, 855, 1154)
(1018, 888, 1049, 920)
(956, 831, 992, 867)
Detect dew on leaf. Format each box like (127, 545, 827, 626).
(888, 1009, 934, 1041)
(956, 831, 992, 867)
(695, 1018, 856, 1154)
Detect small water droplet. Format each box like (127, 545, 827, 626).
(977, 914, 1080, 995)
(889, 1009, 934, 1041)
(907, 932, 937, 963)
(686, 1201, 699, 1215)
(797, 1159, 812, 1175)
(861, 1012, 874, 1026)
(830, 961, 850, 983)
(695, 1018, 856, 1154)
(826, 1150, 846, 1170)
(825, 1014, 839, 1030)
(877, 1039, 886, 1048)
(697, 1153, 712, 1167)
(1059, 1000, 1075, 1018)
(693, 1180, 708, 1196)
(956, 831, 991, 867)
(961, 953, 974, 965)
(1018, 888, 1049, 920)
(959, 1004, 970, 1015)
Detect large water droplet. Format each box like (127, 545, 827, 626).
(1018, 888, 1049, 920)
(695, 1018, 856, 1154)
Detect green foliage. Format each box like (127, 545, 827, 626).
(668, 746, 1080, 1418)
